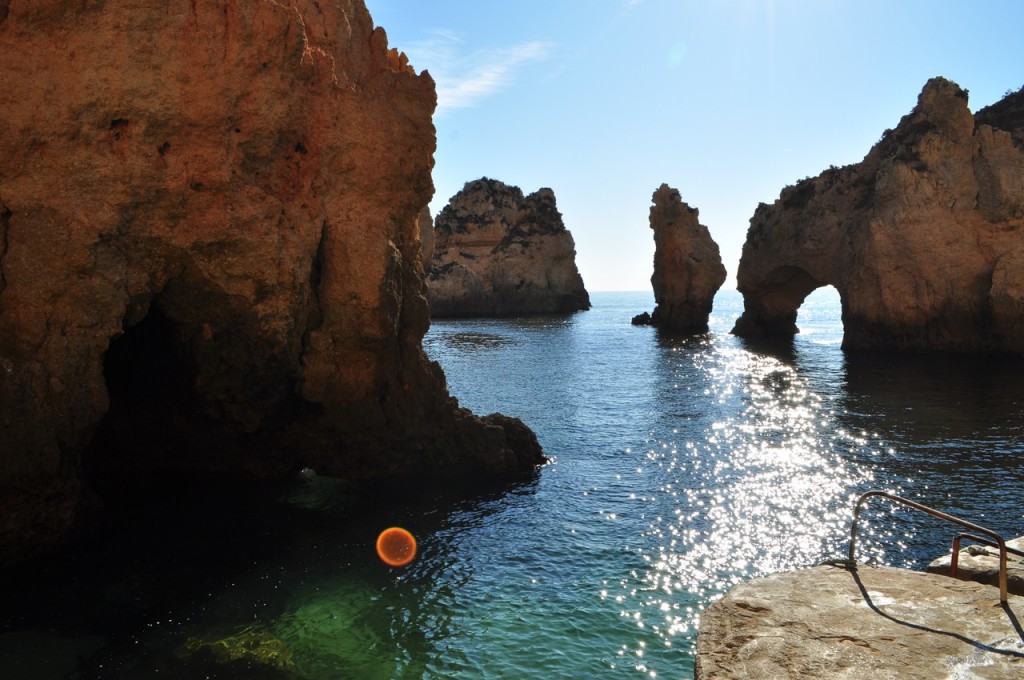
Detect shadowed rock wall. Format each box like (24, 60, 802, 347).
(0, 0, 543, 564)
(733, 78, 1024, 353)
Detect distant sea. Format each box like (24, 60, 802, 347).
(2, 290, 1023, 678)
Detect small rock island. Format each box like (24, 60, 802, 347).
(427, 178, 591, 317)
(632, 184, 726, 332)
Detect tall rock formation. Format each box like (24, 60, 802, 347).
(733, 78, 1024, 353)
(427, 178, 591, 317)
(634, 184, 726, 332)
(0, 0, 543, 565)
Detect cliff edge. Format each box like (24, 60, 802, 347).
(427, 178, 591, 317)
(0, 0, 544, 565)
(733, 78, 1024, 353)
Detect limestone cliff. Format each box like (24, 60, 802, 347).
(732, 78, 1024, 353)
(634, 184, 726, 332)
(427, 178, 591, 317)
(0, 0, 543, 565)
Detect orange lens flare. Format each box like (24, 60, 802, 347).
(376, 527, 417, 567)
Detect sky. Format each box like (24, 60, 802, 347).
(364, 0, 1024, 291)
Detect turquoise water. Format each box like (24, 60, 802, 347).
(2, 290, 1023, 678)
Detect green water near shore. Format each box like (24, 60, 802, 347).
(2, 290, 1023, 678)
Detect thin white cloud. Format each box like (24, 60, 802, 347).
(404, 32, 553, 113)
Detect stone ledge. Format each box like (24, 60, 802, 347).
(927, 536, 1024, 596)
(696, 563, 1024, 679)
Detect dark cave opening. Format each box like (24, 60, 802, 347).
(83, 304, 203, 497)
(103, 305, 196, 407)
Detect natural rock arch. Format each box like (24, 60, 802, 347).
(732, 78, 1024, 353)
(732, 266, 836, 337)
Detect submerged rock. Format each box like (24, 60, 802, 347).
(0, 0, 544, 565)
(427, 178, 591, 317)
(630, 311, 652, 326)
(179, 629, 295, 675)
(696, 563, 1024, 679)
(733, 78, 1024, 353)
(640, 184, 726, 332)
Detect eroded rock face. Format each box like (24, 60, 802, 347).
(427, 178, 591, 317)
(639, 184, 726, 332)
(418, 206, 434, 270)
(0, 0, 543, 565)
(696, 563, 1024, 679)
(733, 78, 1024, 353)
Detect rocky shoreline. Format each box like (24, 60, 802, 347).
(926, 535, 1024, 596)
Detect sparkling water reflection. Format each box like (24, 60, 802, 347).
(2, 289, 1022, 678)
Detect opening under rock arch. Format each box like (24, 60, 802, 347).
(794, 285, 843, 342)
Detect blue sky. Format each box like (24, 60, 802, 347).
(365, 0, 1024, 291)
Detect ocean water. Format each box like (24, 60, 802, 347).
(2, 290, 1023, 679)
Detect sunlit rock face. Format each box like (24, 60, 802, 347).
(0, 0, 543, 565)
(427, 178, 591, 317)
(642, 184, 726, 332)
(733, 78, 1024, 353)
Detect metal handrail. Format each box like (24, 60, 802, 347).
(951, 533, 1024, 576)
(848, 490, 1014, 603)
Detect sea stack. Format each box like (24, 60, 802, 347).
(732, 78, 1024, 353)
(634, 184, 726, 332)
(0, 0, 544, 565)
(427, 178, 591, 317)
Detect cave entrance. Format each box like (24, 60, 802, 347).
(104, 305, 196, 414)
(83, 301, 203, 496)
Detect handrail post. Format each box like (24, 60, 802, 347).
(848, 491, 1010, 604)
(951, 534, 962, 579)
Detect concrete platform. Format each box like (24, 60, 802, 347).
(696, 563, 1024, 679)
